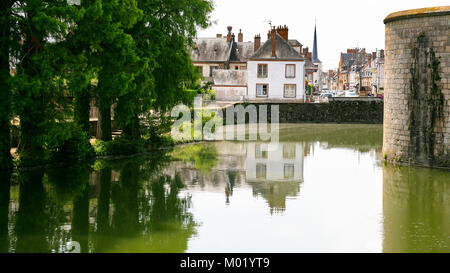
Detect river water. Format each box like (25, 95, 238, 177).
(0, 124, 449, 253)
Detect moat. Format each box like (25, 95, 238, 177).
(0, 124, 449, 253)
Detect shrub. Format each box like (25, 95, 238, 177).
(45, 122, 94, 163)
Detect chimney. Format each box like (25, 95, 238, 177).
(271, 27, 276, 58)
(380, 49, 385, 58)
(267, 30, 272, 40)
(254, 34, 261, 52)
(227, 26, 232, 42)
(276, 25, 289, 41)
(303, 47, 309, 56)
(231, 33, 235, 42)
(307, 52, 312, 61)
(238, 29, 243, 43)
(217, 34, 223, 38)
(372, 52, 377, 59)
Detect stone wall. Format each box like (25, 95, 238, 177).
(226, 99, 384, 124)
(383, 7, 450, 168)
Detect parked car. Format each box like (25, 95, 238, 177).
(345, 91, 358, 97)
(337, 90, 345, 97)
(319, 93, 333, 103)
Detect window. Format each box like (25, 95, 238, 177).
(283, 144, 296, 159)
(209, 66, 218, 77)
(284, 84, 296, 98)
(255, 144, 268, 159)
(256, 164, 267, 179)
(284, 164, 295, 179)
(257, 64, 268, 78)
(286, 64, 296, 78)
(256, 84, 268, 97)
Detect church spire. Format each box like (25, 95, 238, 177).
(312, 22, 321, 63)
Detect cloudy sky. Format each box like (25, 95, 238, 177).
(198, 0, 449, 71)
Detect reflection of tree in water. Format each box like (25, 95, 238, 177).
(46, 165, 91, 253)
(14, 169, 48, 253)
(383, 165, 450, 253)
(250, 182, 301, 214)
(0, 171, 11, 253)
(92, 156, 196, 253)
(171, 144, 219, 174)
(139, 174, 197, 253)
(225, 170, 238, 205)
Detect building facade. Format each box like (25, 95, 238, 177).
(247, 27, 306, 101)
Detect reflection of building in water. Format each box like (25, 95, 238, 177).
(165, 142, 247, 192)
(383, 166, 450, 253)
(246, 143, 304, 183)
(246, 143, 304, 213)
(166, 142, 305, 211)
(250, 182, 301, 214)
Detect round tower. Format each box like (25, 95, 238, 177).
(383, 6, 450, 168)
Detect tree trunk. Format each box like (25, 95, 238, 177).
(98, 97, 112, 141)
(0, 1, 12, 170)
(74, 87, 91, 135)
(123, 113, 140, 140)
(17, 12, 46, 167)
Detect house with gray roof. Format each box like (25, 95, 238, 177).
(247, 26, 306, 101)
(191, 27, 254, 83)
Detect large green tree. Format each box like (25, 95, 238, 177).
(67, 0, 142, 141)
(11, 0, 77, 166)
(0, 0, 13, 170)
(115, 0, 213, 140)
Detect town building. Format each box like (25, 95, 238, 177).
(247, 26, 306, 101)
(338, 48, 373, 92)
(190, 26, 254, 82)
(191, 25, 314, 102)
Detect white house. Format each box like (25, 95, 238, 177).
(247, 28, 306, 101)
(246, 142, 304, 183)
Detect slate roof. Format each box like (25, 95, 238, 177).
(305, 58, 318, 72)
(249, 33, 304, 60)
(341, 53, 355, 69)
(288, 39, 303, 48)
(229, 42, 254, 62)
(191, 38, 254, 63)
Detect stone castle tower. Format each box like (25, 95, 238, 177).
(383, 6, 450, 168)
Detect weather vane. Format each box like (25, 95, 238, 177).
(263, 20, 272, 28)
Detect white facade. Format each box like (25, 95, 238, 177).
(247, 60, 305, 100)
(246, 143, 304, 182)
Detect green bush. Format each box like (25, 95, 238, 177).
(93, 137, 141, 156)
(45, 122, 94, 163)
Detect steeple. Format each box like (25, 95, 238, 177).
(312, 22, 321, 63)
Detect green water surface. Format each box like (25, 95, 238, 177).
(0, 124, 448, 253)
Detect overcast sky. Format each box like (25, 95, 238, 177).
(198, 0, 449, 71)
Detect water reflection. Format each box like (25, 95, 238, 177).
(383, 165, 450, 253)
(0, 171, 11, 253)
(0, 124, 448, 253)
